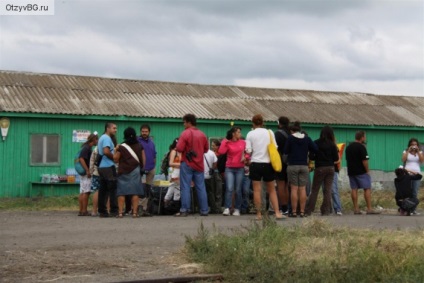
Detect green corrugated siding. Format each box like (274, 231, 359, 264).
(0, 113, 423, 198)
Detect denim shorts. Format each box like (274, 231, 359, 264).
(349, 174, 371, 189)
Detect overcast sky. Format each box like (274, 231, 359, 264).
(0, 0, 423, 97)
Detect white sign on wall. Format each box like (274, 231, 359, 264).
(72, 130, 91, 143)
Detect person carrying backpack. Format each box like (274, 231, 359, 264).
(394, 167, 422, 216)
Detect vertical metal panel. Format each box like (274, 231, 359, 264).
(0, 117, 30, 197)
(1, 116, 424, 198)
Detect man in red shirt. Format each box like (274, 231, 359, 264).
(175, 114, 209, 216)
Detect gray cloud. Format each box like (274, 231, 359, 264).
(0, 0, 422, 96)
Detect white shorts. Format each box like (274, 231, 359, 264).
(79, 175, 92, 194)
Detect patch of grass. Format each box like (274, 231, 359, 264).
(339, 189, 398, 212)
(0, 195, 79, 211)
(185, 219, 424, 283)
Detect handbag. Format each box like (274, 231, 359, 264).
(121, 143, 144, 175)
(74, 149, 87, 176)
(121, 143, 140, 163)
(94, 150, 103, 167)
(204, 155, 214, 176)
(268, 130, 282, 172)
(401, 198, 417, 211)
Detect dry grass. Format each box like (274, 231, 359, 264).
(185, 219, 424, 283)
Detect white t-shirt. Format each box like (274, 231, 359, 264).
(245, 128, 277, 163)
(403, 150, 422, 173)
(203, 150, 218, 179)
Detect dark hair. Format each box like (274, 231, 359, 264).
(355, 131, 365, 141)
(82, 133, 98, 147)
(212, 139, 221, 147)
(408, 138, 419, 147)
(395, 168, 407, 178)
(140, 124, 151, 132)
(183, 114, 197, 126)
(278, 116, 290, 130)
(111, 135, 118, 146)
(319, 126, 336, 144)
(123, 127, 138, 145)
(252, 114, 263, 126)
(169, 137, 179, 150)
(290, 121, 301, 132)
(104, 122, 115, 133)
(226, 126, 242, 140)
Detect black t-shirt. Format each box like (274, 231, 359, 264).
(311, 139, 339, 168)
(275, 129, 289, 155)
(345, 142, 368, 176)
(79, 144, 92, 169)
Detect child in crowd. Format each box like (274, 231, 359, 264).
(394, 167, 422, 216)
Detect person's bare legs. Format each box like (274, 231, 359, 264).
(298, 186, 306, 213)
(351, 189, 359, 212)
(78, 193, 83, 214)
(91, 191, 98, 215)
(266, 181, 284, 218)
(131, 195, 139, 216)
(291, 185, 299, 215)
(364, 188, 372, 211)
(252, 180, 263, 219)
(117, 196, 125, 216)
(277, 180, 289, 211)
(82, 193, 90, 214)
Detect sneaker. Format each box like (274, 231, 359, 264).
(411, 211, 420, 215)
(282, 210, 289, 215)
(222, 208, 231, 216)
(233, 209, 240, 216)
(336, 211, 343, 216)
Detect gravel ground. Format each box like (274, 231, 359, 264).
(0, 210, 423, 283)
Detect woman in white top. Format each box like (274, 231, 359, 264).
(401, 138, 423, 213)
(245, 114, 285, 221)
(165, 138, 181, 206)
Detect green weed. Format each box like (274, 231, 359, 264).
(185, 219, 424, 283)
(0, 195, 79, 210)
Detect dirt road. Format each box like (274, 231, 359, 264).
(1, 210, 423, 283)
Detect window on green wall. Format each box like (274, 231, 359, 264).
(30, 134, 60, 165)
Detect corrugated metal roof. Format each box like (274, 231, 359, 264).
(0, 70, 423, 127)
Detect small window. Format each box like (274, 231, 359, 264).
(30, 134, 60, 165)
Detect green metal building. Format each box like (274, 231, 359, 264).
(0, 71, 423, 198)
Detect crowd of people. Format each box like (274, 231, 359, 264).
(76, 113, 423, 219)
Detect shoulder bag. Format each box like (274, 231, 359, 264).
(268, 130, 282, 172)
(121, 143, 140, 164)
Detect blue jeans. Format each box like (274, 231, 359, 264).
(412, 179, 420, 199)
(322, 172, 342, 212)
(179, 162, 209, 214)
(331, 172, 342, 212)
(224, 167, 244, 209)
(241, 175, 251, 212)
